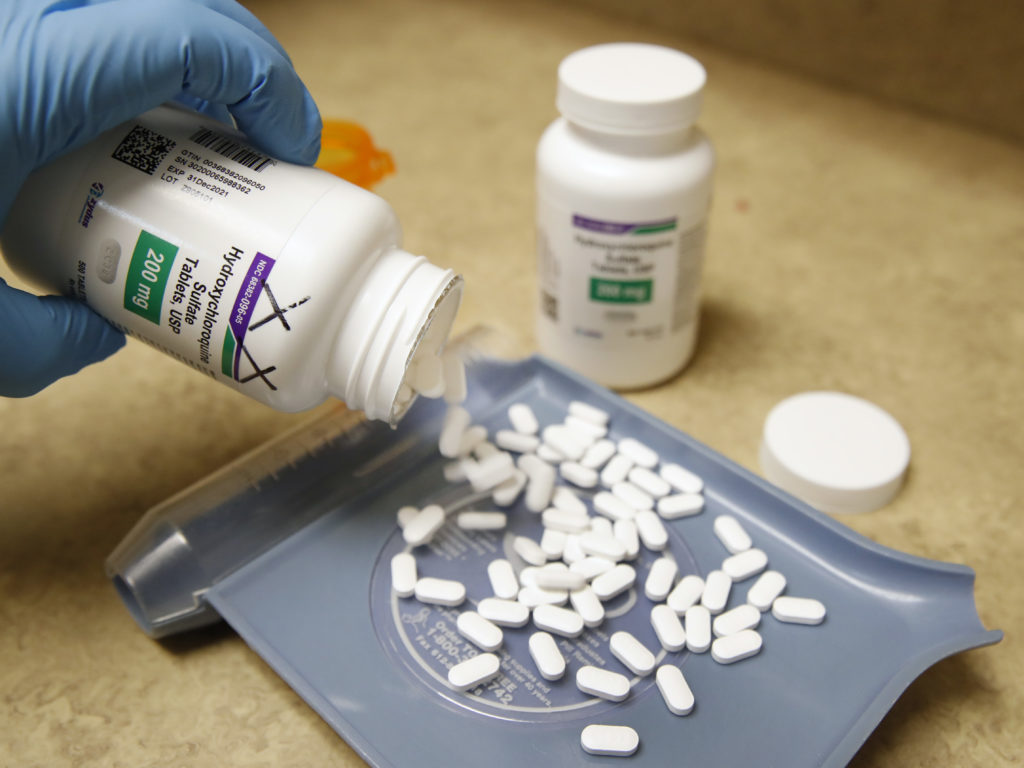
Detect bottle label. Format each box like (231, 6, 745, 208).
(52, 107, 335, 396)
(538, 208, 707, 344)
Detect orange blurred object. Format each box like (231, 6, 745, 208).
(315, 119, 396, 189)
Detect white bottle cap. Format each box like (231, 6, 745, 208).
(759, 391, 911, 514)
(556, 43, 705, 135)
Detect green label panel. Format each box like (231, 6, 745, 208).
(123, 230, 179, 324)
(589, 278, 653, 304)
(222, 330, 236, 378)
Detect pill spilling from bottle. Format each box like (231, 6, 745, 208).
(391, 357, 826, 757)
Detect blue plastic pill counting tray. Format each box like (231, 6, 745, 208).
(111, 354, 1001, 767)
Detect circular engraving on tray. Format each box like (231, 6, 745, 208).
(369, 485, 697, 723)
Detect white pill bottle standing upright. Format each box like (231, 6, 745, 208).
(536, 43, 714, 388)
(1, 104, 462, 423)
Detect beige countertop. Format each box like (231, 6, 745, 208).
(1, 0, 1021, 765)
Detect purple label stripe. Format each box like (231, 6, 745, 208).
(228, 252, 275, 378)
(572, 215, 677, 235)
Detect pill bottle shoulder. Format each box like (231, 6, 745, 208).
(537, 118, 714, 202)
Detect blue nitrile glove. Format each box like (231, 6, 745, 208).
(0, 0, 322, 397)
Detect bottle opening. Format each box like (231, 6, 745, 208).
(329, 248, 463, 424)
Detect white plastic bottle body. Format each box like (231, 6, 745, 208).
(536, 118, 714, 389)
(1, 105, 461, 420)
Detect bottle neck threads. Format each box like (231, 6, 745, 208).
(328, 247, 462, 423)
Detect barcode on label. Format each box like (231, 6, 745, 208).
(189, 128, 276, 172)
(111, 125, 177, 176)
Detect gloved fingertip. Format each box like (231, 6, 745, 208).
(0, 292, 126, 398)
(174, 95, 235, 127)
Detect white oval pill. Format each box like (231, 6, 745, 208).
(711, 628, 763, 664)
(561, 534, 585, 565)
(440, 349, 467, 404)
(508, 402, 539, 435)
(456, 511, 507, 531)
(533, 604, 585, 638)
(590, 516, 613, 537)
(542, 424, 588, 461)
(635, 510, 669, 551)
(552, 486, 588, 516)
(685, 605, 712, 653)
(580, 438, 616, 470)
(593, 491, 636, 522)
(657, 493, 705, 519)
(660, 462, 704, 494)
(617, 437, 659, 468)
(712, 603, 762, 637)
(414, 577, 466, 607)
(477, 597, 530, 627)
(396, 505, 419, 528)
(611, 481, 655, 511)
(409, 352, 445, 398)
(564, 414, 608, 441)
(570, 556, 616, 581)
(487, 558, 519, 600)
(524, 462, 557, 512)
(443, 459, 470, 483)
(613, 519, 640, 560)
(457, 611, 504, 652)
(536, 443, 566, 463)
(391, 552, 417, 597)
(403, 504, 446, 547)
(560, 461, 599, 488)
(600, 454, 634, 487)
(591, 564, 636, 601)
(580, 531, 626, 561)
(580, 725, 639, 757)
(569, 586, 606, 627)
(491, 469, 527, 507)
(494, 429, 540, 454)
(534, 568, 587, 592)
(517, 585, 568, 608)
(722, 548, 768, 581)
(448, 653, 501, 691)
(541, 561, 570, 575)
(747, 570, 787, 611)
(568, 400, 610, 426)
(518, 566, 542, 588)
(628, 466, 671, 498)
(772, 596, 827, 625)
(644, 557, 678, 601)
(655, 665, 695, 715)
(473, 441, 499, 460)
(651, 604, 687, 652)
(713, 515, 752, 554)
(701, 570, 732, 614)
(517, 452, 547, 475)
(667, 574, 705, 614)
(540, 528, 567, 560)
(541, 507, 591, 534)
(438, 405, 472, 458)
(610, 631, 656, 676)
(576, 666, 630, 702)
(465, 451, 516, 492)
(528, 631, 566, 680)
(456, 424, 488, 457)
(513, 535, 548, 566)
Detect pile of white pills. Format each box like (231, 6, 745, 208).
(392, 358, 827, 757)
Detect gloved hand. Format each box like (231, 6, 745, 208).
(0, 0, 322, 397)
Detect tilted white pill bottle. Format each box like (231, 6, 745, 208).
(536, 43, 714, 388)
(0, 104, 462, 423)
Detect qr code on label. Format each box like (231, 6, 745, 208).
(111, 125, 176, 175)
